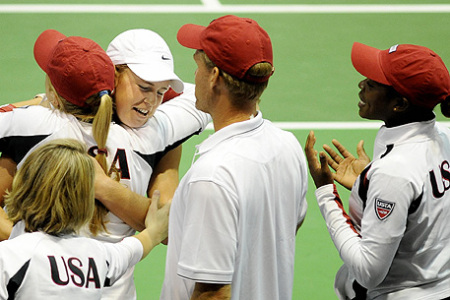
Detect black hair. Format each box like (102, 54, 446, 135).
(440, 96, 450, 118)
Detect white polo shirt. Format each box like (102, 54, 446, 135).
(161, 112, 308, 300)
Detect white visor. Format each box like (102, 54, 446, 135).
(107, 28, 184, 93)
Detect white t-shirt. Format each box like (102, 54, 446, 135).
(0, 232, 142, 300)
(160, 112, 308, 300)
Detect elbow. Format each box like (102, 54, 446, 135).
(341, 243, 391, 290)
(356, 272, 385, 290)
(349, 257, 389, 290)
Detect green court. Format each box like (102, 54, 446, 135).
(1, 1, 449, 298)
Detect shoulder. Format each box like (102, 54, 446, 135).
(435, 121, 450, 137)
(254, 120, 305, 161)
(369, 151, 418, 181)
(0, 106, 70, 132)
(367, 150, 425, 200)
(261, 119, 300, 142)
(0, 232, 43, 259)
(181, 82, 195, 94)
(0, 105, 52, 121)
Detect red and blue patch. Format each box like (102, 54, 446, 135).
(375, 199, 395, 220)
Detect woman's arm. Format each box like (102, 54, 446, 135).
(0, 207, 12, 241)
(94, 146, 181, 231)
(0, 156, 16, 240)
(148, 145, 181, 207)
(133, 190, 170, 259)
(10, 96, 44, 108)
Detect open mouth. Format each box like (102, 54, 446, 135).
(133, 107, 149, 116)
(358, 93, 366, 107)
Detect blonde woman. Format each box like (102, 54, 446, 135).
(0, 30, 115, 238)
(0, 29, 210, 299)
(0, 139, 170, 300)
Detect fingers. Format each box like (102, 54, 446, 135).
(304, 131, 318, 165)
(319, 152, 335, 181)
(305, 132, 334, 188)
(305, 131, 326, 177)
(323, 144, 341, 171)
(151, 189, 160, 203)
(332, 139, 354, 158)
(305, 131, 316, 151)
(319, 152, 329, 172)
(151, 190, 171, 216)
(146, 190, 171, 229)
(356, 140, 369, 159)
(149, 190, 160, 212)
(323, 144, 339, 159)
(309, 151, 334, 188)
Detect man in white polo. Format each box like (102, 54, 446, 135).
(160, 15, 308, 300)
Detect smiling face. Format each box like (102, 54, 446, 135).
(357, 78, 401, 123)
(114, 66, 169, 128)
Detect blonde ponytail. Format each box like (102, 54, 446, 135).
(92, 93, 113, 172)
(47, 76, 117, 235)
(89, 92, 114, 235)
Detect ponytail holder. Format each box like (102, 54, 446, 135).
(98, 90, 109, 98)
(97, 148, 108, 155)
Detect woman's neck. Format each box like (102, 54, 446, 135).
(385, 108, 435, 128)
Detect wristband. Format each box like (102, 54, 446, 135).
(0, 104, 16, 112)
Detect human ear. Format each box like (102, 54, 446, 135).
(393, 97, 409, 112)
(211, 67, 220, 81)
(210, 66, 221, 87)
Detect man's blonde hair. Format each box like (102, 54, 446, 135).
(5, 139, 95, 236)
(198, 50, 271, 108)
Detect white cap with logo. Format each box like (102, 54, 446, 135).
(107, 29, 184, 93)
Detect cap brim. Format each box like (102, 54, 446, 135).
(128, 63, 184, 93)
(34, 29, 67, 73)
(177, 24, 206, 49)
(351, 42, 390, 86)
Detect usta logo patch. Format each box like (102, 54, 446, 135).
(375, 199, 395, 220)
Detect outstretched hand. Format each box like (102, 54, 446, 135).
(304, 131, 334, 188)
(323, 139, 370, 190)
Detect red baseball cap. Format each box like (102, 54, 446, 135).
(34, 29, 115, 107)
(351, 42, 450, 109)
(177, 15, 274, 83)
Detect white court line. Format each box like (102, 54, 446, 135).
(2, 3, 448, 129)
(201, 0, 222, 8)
(205, 121, 450, 130)
(1, 4, 450, 13)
